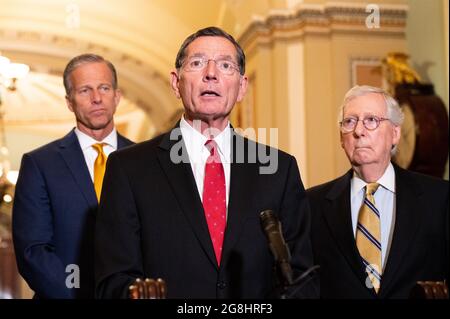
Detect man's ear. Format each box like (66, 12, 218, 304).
(114, 88, 122, 106)
(392, 124, 401, 147)
(236, 75, 248, 103)
(65, 95, 74, 112)
(170, 70, 181, 99)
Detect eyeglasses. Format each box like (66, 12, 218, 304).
(182, 57, 240, 75)
(340, 115, 391, 133)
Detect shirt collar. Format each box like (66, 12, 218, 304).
(74, 127, 118, 151)
(180, 115, 231, 162)
(351, 162, 396, 196)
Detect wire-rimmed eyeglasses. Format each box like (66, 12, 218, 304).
(182, 56, 240, 75)
(340, 116, 391, 133)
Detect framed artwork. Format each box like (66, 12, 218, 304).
(350, 57, 384, 88)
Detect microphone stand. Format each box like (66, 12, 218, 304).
(276, 265, 320, 299)
(260, 209, 320, 298)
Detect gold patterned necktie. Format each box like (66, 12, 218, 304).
(356, 182, 382, 293)
(92, 143, 107, 202)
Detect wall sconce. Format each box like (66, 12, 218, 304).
(0, 55, 30, 91)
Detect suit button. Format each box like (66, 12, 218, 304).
(217, 281, 227, 289)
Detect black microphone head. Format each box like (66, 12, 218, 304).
(259, 210, 291, 263)
(259, 209, 293, 286)
(260, 210, 277, 230)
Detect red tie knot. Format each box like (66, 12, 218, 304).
(205, 139, 218, 156)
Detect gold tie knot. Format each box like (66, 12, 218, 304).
(92, 143, 106, 155)
(365, 183, 380, 196)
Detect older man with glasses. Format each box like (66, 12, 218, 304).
(307, 85, 448, 299)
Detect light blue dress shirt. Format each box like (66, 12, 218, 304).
(350, 163, 396, 270)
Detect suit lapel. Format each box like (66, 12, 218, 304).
(156, 127, 218, 268)
(379, 165, 423, 296)
(221, 132, 256, 266)
(117, 133, 133, 149)
(58, 130, 98, 208)
(324, 171, 371, 290)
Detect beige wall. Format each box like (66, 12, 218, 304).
(303, 34, 335, 186)
(304, 33, 406, 186)
(238, 3, 408, 187)
(330, 33, 407, 179)
(2, 0, 446, 184)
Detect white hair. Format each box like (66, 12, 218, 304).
(338, 85, 404, 155)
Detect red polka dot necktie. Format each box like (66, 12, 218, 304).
(202, 140, 226, 265)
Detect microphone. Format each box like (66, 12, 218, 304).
(260, 210, 293, 286)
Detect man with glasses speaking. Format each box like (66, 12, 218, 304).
(307, 85, 448, 298)
(95, 27, 316, 298)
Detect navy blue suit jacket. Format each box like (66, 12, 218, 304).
(12, 129, 133, 298)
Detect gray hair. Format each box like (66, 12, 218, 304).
(338, 85, 404, 155)
(175, 26, 245, 75)
(63, 53, 118, 97)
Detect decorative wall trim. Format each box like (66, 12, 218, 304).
(238, 3, 408, 49)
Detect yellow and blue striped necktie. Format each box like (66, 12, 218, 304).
(356, 182, 382, 293)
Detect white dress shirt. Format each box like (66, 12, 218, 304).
(179, 116, 231, 212)
(74, 128, 118, 181)
(350, 162, 396, 270)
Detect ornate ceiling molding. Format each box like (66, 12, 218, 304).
(0, 28, 156, 78)
(238, 3, 408, 49)
(0, 27, 177, 131)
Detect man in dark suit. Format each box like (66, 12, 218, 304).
(95, 27, 316, 299)
(308, 85, 448, 298)
(12, 54, 133, 298)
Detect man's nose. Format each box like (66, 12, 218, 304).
(353, 119, 366, 136)
(203, 60, 218, 81)
(91, 89, 102, 103)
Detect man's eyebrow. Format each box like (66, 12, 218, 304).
(216, 54, 235, 61)
(344, 113, 384, 118)
(188, 53, 206, 58)
(76, 84, 92, 90)
(187, 53, 235, 61)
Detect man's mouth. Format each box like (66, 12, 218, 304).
(200, 90, 221, 97)
(91, 108, 106, 115)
